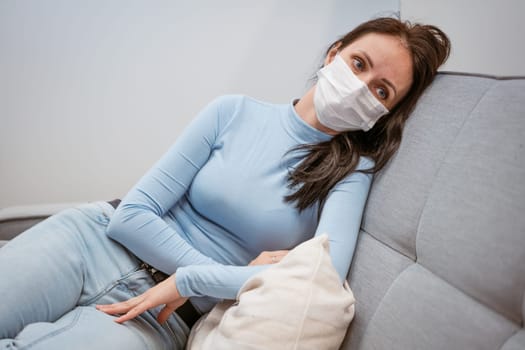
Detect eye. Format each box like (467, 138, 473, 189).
(375, 86, 388, 100)
(352, 57, 364, 72)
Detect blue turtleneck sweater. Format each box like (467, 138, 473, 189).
(106, 95, 373, 313)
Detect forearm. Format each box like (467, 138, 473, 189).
(316, 157, 373, 281)
(107, 204, 219, 274)
(106, 97, 233, 272)
(176, 264, 269, 300)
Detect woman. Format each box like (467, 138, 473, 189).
(0, 17, 450, 349)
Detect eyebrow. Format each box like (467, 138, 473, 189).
(359, 50, 398, 98)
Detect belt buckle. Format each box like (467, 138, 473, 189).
(140, 262, 169, 284)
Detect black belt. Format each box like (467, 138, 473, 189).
(107, 199, 201, 329)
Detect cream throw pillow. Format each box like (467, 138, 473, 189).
(186, 234, 356, 350)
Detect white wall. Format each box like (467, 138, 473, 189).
(0, 0, 398, 207)
(401, 0, 525, 76)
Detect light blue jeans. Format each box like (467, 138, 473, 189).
(0, 202, 189, 349)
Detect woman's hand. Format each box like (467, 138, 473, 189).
(96, 274, 187, 324)
(249, 250, 289, 266)
(97, 250, 288, 324)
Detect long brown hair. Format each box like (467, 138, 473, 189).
(285, 17, 451, 211)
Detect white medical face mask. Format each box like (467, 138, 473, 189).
(314, 54, 389, 132)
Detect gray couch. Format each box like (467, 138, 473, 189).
(1, 72, 524, 349)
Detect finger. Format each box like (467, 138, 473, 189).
(96, 297, 143, 315)
(248, 258, 261, 266)
(114, 303, 149, 324)
(96, 303, 125, 314)
(272, 250, 289, 256)
(96, 296, 141, 310)
(157, 304, 177, 324)
(96, 301, 134, 315)
(158, 298, 187, 324)
(269, 252, 289, 263)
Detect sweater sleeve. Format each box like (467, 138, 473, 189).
(175, 157, 373, 299)
(314, 156, 374, 281)
(106, 96, 236, 273)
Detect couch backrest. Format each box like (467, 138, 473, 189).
(342, 73, 525, 350)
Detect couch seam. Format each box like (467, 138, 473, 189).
(519, 288, 525, 328)
(347, 230, 414, 349)
(360, 228, 414, 262)
(355, 263, 414, 347)
(413, 79, 496, 261)
(438, 71, 525, 80)
(417, 263, 522, 326)
(497, 328, 523, 350)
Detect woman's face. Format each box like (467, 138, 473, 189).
(325, 33, 413, 111)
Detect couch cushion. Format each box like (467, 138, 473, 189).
(344, 73, 525, 350)
(361, 74, 495, 260)
(340, 231, 412, 350)
(359, 264, 518, 349)
(416, 77, 525, 324)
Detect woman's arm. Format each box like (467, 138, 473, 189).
(106, 96, 238, 273)
(173, 157, 374, 300)
(98, 159, 372, 322)
(96, 250, 286, 323)
(314, 156, 374, 281)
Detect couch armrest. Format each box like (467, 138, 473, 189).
(0, 202, 86, 241)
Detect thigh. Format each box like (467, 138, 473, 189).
(93, 268, 190, 350)
(0, 306, 182, 350)
(0, 270, 189, 350)
(0, 202, 139, 338)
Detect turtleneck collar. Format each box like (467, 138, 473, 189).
(281, 99, 333, 144)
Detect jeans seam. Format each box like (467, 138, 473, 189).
(20, 308, 83, 350)
(78, 265, 144, 306)
(93, 268, 184, 345)
(109, 280, 166, 349)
